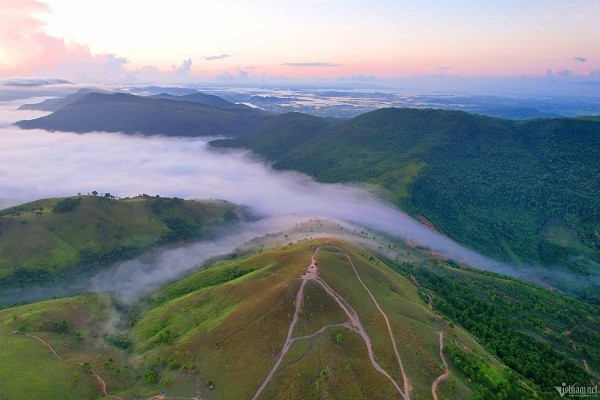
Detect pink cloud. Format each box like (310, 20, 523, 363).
(0, 0, 128, 81)
(0, 0, 195, 83)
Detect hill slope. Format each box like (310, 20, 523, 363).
(0, 195, 239, 289)
(0, 238, 596, 398)
(214, 112, 335, 159)
(0, 239, 539, 399)
(16, 92, 272, 137)
(213, 108, 600, 277)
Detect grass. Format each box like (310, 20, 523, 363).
(129, 239, 514, 399)
(0, 294, 122, 400)
(0, 334, 98, 400)
(0, 238, 560, 399)
(0, 195, 238, 288)
(294, 281, 347, 337)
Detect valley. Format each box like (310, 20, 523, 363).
(1, 232, 596, 399)
(2, 1, 600, 398)
(2, 89, 598, 400)
(13, 91, 599, 298)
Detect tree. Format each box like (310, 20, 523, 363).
(92, 191, 98, 196)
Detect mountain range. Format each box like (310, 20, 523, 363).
(214, 108, 600, 285)
(16, 92, 600, 299)
(4, 89, 599, 398)
(16, 92, 270, 137)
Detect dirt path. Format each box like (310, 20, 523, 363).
(251, 253, 320, 400)
(583, 359, 591, 373)
(313, 274, 407, 398)
(93, 372, 108, 396)
(14, 331, 121, 399)
(292, 322, 351, 342)
(325, 245, 411, 398)
(21, 332, 64, 362)
(431, 330, 449, 400)
(252, 245, 410, 400)
(416, 215, 439, 232)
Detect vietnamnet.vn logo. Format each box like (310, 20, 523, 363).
(555, 383, 598, 398)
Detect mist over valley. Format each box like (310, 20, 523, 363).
(1, 7, 599, 393)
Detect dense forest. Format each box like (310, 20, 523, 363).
(390, 258, 599, 399)
(214, 108, 600, 277)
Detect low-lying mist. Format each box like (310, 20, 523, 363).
(1, 100, 595, 301)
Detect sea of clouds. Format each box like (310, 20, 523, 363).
(0, 93, 588, 301)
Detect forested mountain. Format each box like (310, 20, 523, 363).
(17, 97, 599, 280)
(16, 92, 271, 137)
(0, 195, 239, 290)
(214, 108, 600, 277)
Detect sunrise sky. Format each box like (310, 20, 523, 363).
(1, 0, 599, 84)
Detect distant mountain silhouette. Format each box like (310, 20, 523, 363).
(18, 88, 112, 112)
(149, 92, 251, 110)
(16, 92, 271, 137)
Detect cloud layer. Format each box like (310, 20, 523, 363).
(281, 62, 343, 67)
(2, 97, 589, 299)
(202, 54, 232, 61)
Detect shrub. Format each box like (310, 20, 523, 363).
(52, 197, 82, 213)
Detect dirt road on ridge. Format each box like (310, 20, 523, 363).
(325, 245, 412, 396)
(252, 245, 411, 400)
(431, 330, 449, 400)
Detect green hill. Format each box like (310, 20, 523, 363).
(213, 108, 600, 278)
(16, 92, 272, 137)
(218, 112, 334, 159)
(0, 195, 239, 289)
(0, 238, 596, 399)
(0, 239, 532, 399)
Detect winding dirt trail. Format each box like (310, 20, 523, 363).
(252, 245, 411, 400)
(14, 331, 121, 399)
(21, 332, 63, 362)
(292, 322, 351, 342)
(313, 274, 407, 398)
(583, 359, 591, 373)
(431, 330, 449, 400)
(93, 372, 108, 396)
(251, 254, 319, 400)
(326, 245, 411, 397)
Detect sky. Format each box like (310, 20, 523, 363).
(1, 0, 599, 85)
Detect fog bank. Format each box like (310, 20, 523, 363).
(1, 100, 594, 299)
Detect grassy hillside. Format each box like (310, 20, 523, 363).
(0, 294, 142, 400)
(0, 195, 239, 288)
(16, 92, 272, 137)
(213, 108, 600, 278)
(0, 239, 537, 399)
